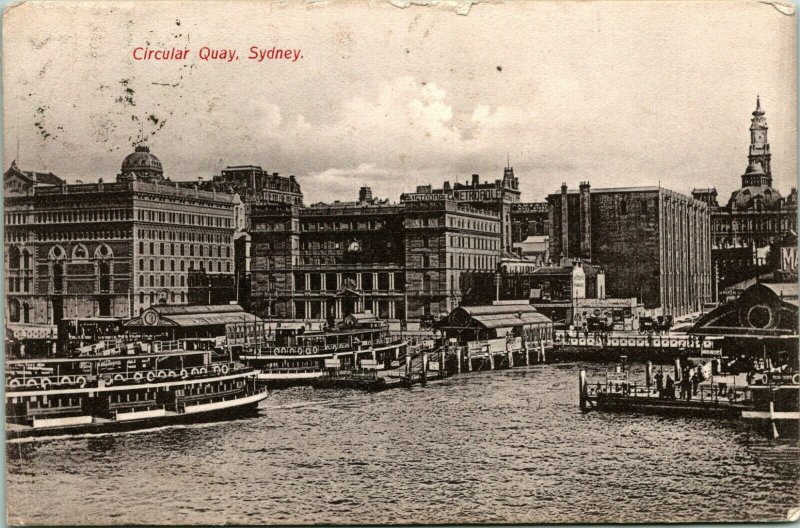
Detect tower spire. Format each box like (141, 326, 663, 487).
(753, 95, 764, 116)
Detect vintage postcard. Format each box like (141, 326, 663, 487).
(3, 0, 798, 525)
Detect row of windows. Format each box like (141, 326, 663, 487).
(302, 220, 388, 231)
(33, 209, 132, 224)
(138, 259, 231, 273)
(136, 209, 232, 228)
(712, 218, 795, 232)
(449, 235, 499, 250)
(5, 212, 28, 225)
(7, 277, 32, 293)
(139, 274, 186, 288)
(138, 241, 231, 258)
(447, 216, 498, 232)
(136, 229, 231, 244)
(138, 291, 186, 305)
(288, 271, 404, 292)
(37, 230, 130, 241)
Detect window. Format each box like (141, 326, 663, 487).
(8, 247, 20, 269)
(139, 275, 144, 287)
(149, 276, 155, 287)
(98, 262, 111, 292)
(52, 263, 64, 293)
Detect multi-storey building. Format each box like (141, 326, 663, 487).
(547, 182, 712, 317)
(403, 166, 520, 252)
(249, 186, 502, 325)
(510, 202, 549, 244)
(4, 146, 237, 341)
(692, 98, 798, 289)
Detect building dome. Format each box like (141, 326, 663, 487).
(745, 161, 765, 176)
(119, 145, 163, 182)
(729, 184, 782, 211)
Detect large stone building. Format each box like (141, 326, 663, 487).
(547, 183, 712, 317)
(249, 185, 502, 325)
(510, 201, 549, 244)
(692, 98, 798, 290)
(4, 146, 237, 343)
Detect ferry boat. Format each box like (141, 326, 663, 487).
(236, 313, 408, 386)
(6, 339, 268, 440)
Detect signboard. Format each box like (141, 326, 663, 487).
(423, 339, 435, 349)
(781, 246, 797, 273)
(360, 359, 378, 369)
(468, 341, 487, 355)
(428, 361, 440, 371)
(606, 372, 628, 383)
(488, 338, 506, 354)
(324, 359, 340, 369)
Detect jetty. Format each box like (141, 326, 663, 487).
(578, 282, 800, 439)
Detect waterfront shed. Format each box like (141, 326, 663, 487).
(439, 302, 553, 344)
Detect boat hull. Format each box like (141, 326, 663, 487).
(7, 390, 268, 441)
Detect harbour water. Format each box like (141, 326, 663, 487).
(7, 362, 799, 525)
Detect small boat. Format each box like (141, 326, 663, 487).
(237, 313, 408, 387)
(6, 338, 268, 440)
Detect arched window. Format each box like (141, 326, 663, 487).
(72, 244, 88, 260)
(217, 261, 222, 272)
(139, 292, 145, 304)
(180, 261, 185, 272)
(149, 292, 155, 305)
(150, 260, 155, 271)
(170, 260, 175, 272)
(170, 276, 175, 287)
(149, 276, 155, 287)
(8, 299, 20, 323)
(8, 246, 20, 269)
(22, 249, 31, 269)
(180, 276, 185, 287)
(94, 244, 112, 259)
(139, 258, 145, 270)
(160, 260, 165, 272)
(226, 262, 231, 273)
(139, 275, 144, 287)
(23, 303, 31, 324)
(160, 275, 165, 287)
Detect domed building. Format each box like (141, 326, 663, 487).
(117, 145, 164, 183)
(728, 161, 783, 211)
(692, 97, 798, 291)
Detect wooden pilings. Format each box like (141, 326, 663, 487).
(579, 369, 587, 410)
(674, 358, 681, 381)
(456, 347, 462, 374)
(646, 361, 653, 387)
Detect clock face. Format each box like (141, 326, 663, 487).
(348, 240, 361, 252)
(143, 311, 158, 325)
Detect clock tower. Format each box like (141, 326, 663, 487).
(747, 95, 772, 185)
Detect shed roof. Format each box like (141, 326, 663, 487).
(451, 304, 552, 329)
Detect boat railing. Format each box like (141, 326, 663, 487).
(5, 361, 251, 392)
(587, 380, 751, 404)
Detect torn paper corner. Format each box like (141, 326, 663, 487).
(759, 0, 796, 15)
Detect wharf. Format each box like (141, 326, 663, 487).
(553, 331, 720, 361)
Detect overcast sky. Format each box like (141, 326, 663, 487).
(3, 1, 796, 204)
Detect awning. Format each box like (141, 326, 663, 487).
(471, 312, 552, 329)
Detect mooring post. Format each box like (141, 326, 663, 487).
(467, 350, 472, 372)
(507, 346, 514, 369)
(646, 361, 653, 387)
(674, 358, 681, 381)
(489, 350, 495, 370)
(456, 347, 462, 374)
(421, 350, 428, 384)
(579, 368, 587, 410)
(524, 343, 530, 366)
(540, 341, 546, 363)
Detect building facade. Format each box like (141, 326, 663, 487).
(547, 183, 712, 317)
(692, 98, 798, 290)
(510, 202, 549, 244)
(249, 187, 502, 325)
(4, 147, 237, 339)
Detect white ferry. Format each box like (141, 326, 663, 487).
(6, 338, 268, 440)
(235, 313, 408, 386)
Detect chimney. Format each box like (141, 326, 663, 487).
(472, 174, 480, 187)
(579, 181, 591, 260)
(561, 183, 569, 258)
